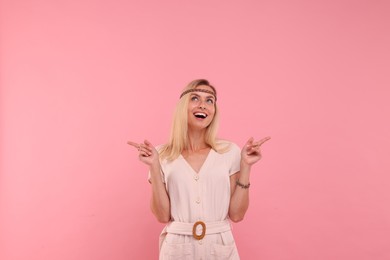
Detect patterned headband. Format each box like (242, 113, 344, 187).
(180, 88, 217, 101)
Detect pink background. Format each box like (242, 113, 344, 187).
(1, 0, 389, 259)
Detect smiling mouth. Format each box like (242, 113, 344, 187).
(194, 112, 207, 119)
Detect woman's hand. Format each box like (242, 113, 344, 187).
(241, 136, 271, 166)
(127, 140, 159, 166)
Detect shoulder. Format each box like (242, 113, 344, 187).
(155, 144, 165, 152)
(229, 141, 240, 151)
(156, 144, 181, 165)
(215, 139, 240, 154)
(155, 144, 166, 162)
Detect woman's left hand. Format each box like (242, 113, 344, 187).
(241, 136, 271, 166)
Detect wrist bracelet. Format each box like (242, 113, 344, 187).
(236, 179, 250, 189)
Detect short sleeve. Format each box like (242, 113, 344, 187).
(229, 142, 241, 176)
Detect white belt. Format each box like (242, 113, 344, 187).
(165, 219, 231, 240)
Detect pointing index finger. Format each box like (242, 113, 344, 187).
(127, 141, 140, 148)
(258, 136, 271, 145)
(252, 136, 271, 147)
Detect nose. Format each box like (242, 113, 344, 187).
(198, 99, 207, 109)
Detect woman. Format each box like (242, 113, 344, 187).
(128, 79, 270, 259)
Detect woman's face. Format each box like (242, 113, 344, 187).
(187, 85, 216, 130)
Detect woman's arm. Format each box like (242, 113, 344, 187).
(228, 137, 270, 222)
(149, 162, 171, 223)
(228, 163, 251, 222)
(128, 140, 171, 223)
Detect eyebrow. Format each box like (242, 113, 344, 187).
(190, 93, 215, 99)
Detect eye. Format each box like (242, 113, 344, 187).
(206, 98, 214, 104)
(191, 96, 199, 101)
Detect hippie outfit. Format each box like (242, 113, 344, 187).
(151, 142, 241, 260)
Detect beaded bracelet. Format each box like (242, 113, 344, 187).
(236, 179, 250, 189)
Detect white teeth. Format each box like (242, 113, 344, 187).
(194, 112, 207, 118)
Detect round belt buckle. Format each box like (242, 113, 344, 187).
(192, 221, 206, 240)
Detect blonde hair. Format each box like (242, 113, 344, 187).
(159, 79, 229, 161)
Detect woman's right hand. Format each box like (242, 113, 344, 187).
(127, 140, 159, 167)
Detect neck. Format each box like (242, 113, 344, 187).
(186, 128, 208, 152)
